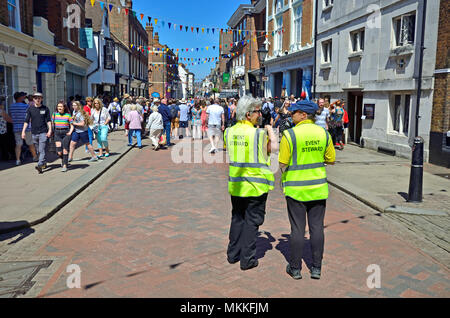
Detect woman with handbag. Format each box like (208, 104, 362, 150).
(91, 98, 111, 157)
(126, 104, 143, 149)
(52, 101, 73, 172)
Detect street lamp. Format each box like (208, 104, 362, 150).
(257, 45, 268, 98)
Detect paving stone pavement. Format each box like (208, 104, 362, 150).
(1, 138, 449, 298)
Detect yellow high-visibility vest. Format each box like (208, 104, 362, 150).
(225, 122, 274, 197)
(282, 123, 329, 201)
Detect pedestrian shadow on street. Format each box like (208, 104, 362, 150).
(0, 224, 35, 244)
(255, 231, 276, 260)
(275, 234, 314, 271)
(44, 163, 89, 172)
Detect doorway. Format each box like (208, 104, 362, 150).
(347, 91, 363, 144)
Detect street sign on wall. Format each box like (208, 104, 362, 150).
(223, 73, 230, 83)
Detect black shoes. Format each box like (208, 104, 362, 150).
(240, 260, 258, 271)
(35, 165, 43, 174)
(227, 258, 239, 265)
(286, 264, 302, 280)
(310, 267, 321, 279)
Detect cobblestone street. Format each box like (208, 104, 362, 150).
(1, 139, 448, 298)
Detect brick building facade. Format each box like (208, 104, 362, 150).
(429, 0, 450, 167)
(227, 0, 266, 97)
(265, 0, 314, 98)
(146, 24, 178, 99)
(109, 0, 148, 97)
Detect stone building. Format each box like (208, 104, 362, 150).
(315, 0, 440, 161)
(265, 0, 314, 99)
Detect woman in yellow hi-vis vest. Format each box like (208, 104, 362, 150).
(224, 95, 276, 271)
(279, 100, 336, 280)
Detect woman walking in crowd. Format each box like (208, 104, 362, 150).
(228, 98, 237, 127)
(52, 101, 73, 172)
(328, 100, 345, 150)
(191, 100, 202, 140)
(69, 101, 98, 162)
(200, 100, 208, 139)
(274, 99, 292, 138)
(84, 97, 95, 154)
(146, 105, 163, 150)
(91, 98, 111, 158)
(126, 104, 143, 149)
(108, 97, 121, 131)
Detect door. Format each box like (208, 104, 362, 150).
(347, 92, 363, 144)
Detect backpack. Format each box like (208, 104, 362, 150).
(170, 105, 178, 119)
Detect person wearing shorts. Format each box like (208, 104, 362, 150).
(52, 101, 73, 172)
(10, 92, 37, 165)
(69, 101, 98, 162)
(206, 99, 225, 153)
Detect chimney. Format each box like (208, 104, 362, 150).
(154, 32, 159, 44)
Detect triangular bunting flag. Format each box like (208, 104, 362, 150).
(90, 0, 95, 7)
(109, 4, 113, 12)
(140, 14, 144, 21)
(196, 27, 199, 33)
(100, 2, 104, 11)
(168, 22, 171, 29)
(191, 27, 194, 32)
(212, 29, 215, 34)
(124, 8, 128, 15)
(162, 21, 165, 27)
(117, 6, 121, 14)
(148, 17, 152, 24)
(154, 18, 158, 25)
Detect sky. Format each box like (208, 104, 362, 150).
(132, 0, 250, 82)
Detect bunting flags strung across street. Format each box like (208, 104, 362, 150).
(89, 0, 267, 34)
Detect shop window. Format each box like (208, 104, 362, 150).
(0, 65, 13, 110)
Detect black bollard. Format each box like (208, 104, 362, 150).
(407, 136, 424, 202)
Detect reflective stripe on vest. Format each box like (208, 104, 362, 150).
(226, 124, 274, 197)
(282, 123, 329, 201)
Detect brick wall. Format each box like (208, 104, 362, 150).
(302, 0, 313, 47)
(282, 10, 290, 52)
(37, 0, 86, 57)
(20, 0, 33, 36)
(431, 0, 450, 134)
(0, 1, 8, 27)
(268, 19, 274, 56)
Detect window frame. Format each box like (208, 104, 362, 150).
(393, 12, 416, 48)
(390, 93, 411, 136)
(322, 40, 332, 63)
(350, 28, 365, 53)
(7, 0, 21, 31)
(293, 4, 303, 46)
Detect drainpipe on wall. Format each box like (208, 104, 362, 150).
(312, 0, 318, 99)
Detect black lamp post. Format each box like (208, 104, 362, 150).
(257, 46, 268, 98)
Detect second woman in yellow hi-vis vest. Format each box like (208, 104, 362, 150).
(224, 95, 277, 271)
(279, 100, 336, 280)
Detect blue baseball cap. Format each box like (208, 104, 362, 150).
(288, 100, 319, 114)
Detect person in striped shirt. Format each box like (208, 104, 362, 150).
(9, 92, 38, 165)
(52, 101, 73, 172)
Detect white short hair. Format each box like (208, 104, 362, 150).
(236, 95, 262, 121)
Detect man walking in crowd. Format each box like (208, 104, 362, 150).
(178, 99, 190, 139)
(206, 98, 225, 153)
(158, 98, 173, 147)
(108, 97, 121, 131)
(279, 100, 335, 280)
(224, 95, 276, 270)
(169, 99, 180, 140)
(315, 98, 329, 130)
(22, 92, 52, 174)
(9, 92, 37, 165)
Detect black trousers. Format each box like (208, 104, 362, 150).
(227, 193, 268, 268)
(286, 196, 326, 270)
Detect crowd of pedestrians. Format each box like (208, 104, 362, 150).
(0, 90, 348, 176)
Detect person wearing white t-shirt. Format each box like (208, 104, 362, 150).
(206, 99, 225, 153)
